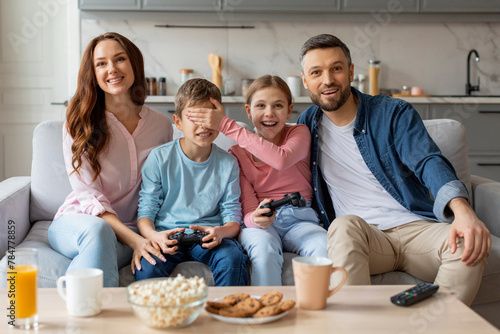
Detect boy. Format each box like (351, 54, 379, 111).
(135, 78, 248, 286)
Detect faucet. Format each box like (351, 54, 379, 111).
(466, 49, 480, 95)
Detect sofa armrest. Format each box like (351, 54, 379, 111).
(471, 175, 500, 238)
(0, 177, 31, 256)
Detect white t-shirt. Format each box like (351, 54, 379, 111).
(318, 114, 430, 230)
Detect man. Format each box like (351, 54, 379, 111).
(297, 34, 491, 305)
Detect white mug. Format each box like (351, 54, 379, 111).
(287, 76, 302, 97)
(57, 268, 103, 317)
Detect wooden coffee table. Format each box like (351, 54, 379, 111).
(1, 285, 498, 333)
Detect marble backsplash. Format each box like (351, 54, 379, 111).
(81, 18, 500, 97)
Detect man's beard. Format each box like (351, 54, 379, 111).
(309, 84, 351, 112)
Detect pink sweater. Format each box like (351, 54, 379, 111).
(55, 105, 172, 226)
(220, 117, 312, 228)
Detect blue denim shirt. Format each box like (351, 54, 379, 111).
(297, 88, 468, 229)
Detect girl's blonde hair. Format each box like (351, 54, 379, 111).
(245, 75, 292, 106)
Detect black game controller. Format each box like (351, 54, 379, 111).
(168, 230, 210, 252)
(260, 192, 306, 217)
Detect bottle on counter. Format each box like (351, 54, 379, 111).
(147, 77, 157, 96)
(368, 60, 381, 96)
(180, 69, 194, 85)
(351, 75, 359, 90)
(241, 79, 254, 97)
(224, 76, 235, 96)
(158, 77, 167, 96)
(145, 77, 150, 95)
(358, 74, 367, 94)
(401, 85, 411, 96)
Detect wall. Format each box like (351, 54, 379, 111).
(81, 17, 500, 97)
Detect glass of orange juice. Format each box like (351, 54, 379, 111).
(6, 248, 38, 329)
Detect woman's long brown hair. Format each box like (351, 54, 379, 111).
(66, 32, 147, 182)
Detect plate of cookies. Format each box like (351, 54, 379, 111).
(205, 292, 295, 325)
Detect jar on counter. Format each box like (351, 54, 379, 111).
(224, 77, 235, 96)
(180, 69, 194, 85)
(147, 77, 157, 96)
(158, 77, 167, 96)
(351, 75, 359, 90)
(401, 85, 411, 96)
(241, 79, 254, 98)
(287, 76, 302, 97)
(368, 60, 381, 96)
(358, 74, 367, 94)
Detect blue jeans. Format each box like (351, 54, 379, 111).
(48, 214, 135, 287)
(239, 205, 327, 286)
(135, 238, 248, 286)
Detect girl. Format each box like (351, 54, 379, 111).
(187, 75, 327, 285)
(48, 32, 173, 286)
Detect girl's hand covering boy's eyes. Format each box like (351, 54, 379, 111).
(186, 97, 226, 130)
(252, 199, 276, 229)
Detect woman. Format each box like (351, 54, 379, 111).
(48, 32, 173, 287)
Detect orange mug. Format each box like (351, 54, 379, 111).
(292, 256, 347, 310)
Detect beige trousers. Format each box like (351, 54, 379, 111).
(327, 215, 485, 306)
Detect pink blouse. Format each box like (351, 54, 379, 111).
(54, 105, 173, 226)
(220, 117, 313, 228)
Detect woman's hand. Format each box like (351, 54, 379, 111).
(186, 97, 226, 130)
(251, 199, 276, 229)
(130, 227, 185, 274)
(149, 227, 186, 254)
(130, 237, 163, 274)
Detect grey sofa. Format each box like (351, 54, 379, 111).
(1, 119, 499, 328)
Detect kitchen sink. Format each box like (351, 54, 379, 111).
(431, 95, 500, 98)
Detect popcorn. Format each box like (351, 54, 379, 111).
(127, 275, 208, 328)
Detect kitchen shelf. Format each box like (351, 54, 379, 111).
(145, 96, 314, 104)
(145, 95, 500, 105)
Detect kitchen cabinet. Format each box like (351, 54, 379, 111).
(429, 104, 500, 154)
(79, 0, 141, 10)
(78, 0, 500, 16)
(142, 0, 340, 13)
(341, 0, 419, 13)
(421, 0, 500, 13)
(409, 103, 429, 120)
(224, 0, 340, 13)
(142, 0, 219, 11)
(428, 103, 500, 182)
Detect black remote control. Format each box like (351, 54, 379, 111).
(390, 282, 439, 306)
(260, 192, 306, 217)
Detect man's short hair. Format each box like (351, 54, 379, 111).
(299, 34, 352, 70)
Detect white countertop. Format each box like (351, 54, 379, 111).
(145, 96, 500, 104)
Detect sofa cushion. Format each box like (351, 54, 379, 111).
(30, 121, 71, 222)
(0, 220, 70, 288)
(423, 119, 472, 203)
(471, 234, 500, 305)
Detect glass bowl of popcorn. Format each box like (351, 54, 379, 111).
(127, 275, 208, 329)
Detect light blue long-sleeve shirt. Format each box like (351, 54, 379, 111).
(138, 139, 242, 231)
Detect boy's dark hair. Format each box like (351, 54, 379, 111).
(174, 78, 222, 117)
(299, 34, 352, 70)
